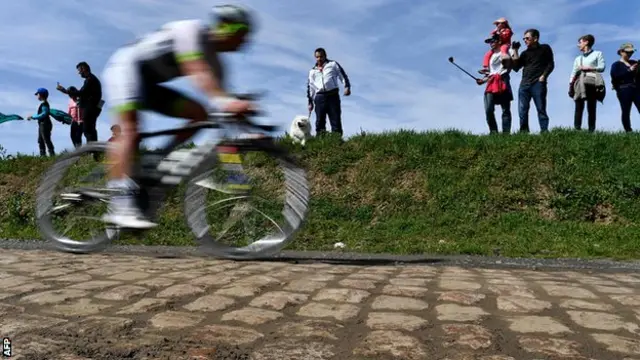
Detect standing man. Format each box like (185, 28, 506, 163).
(57, 61, 103, 143)
(511, 29, 555, 133)
(307, 48, 351, 136)
(477, 34, 513, 134)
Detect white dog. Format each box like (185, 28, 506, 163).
(289, 115, 312, 146)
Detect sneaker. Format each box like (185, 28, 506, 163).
(102, 202, 158, 229)
(102, 190, 157, 229)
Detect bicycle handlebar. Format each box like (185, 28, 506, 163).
(232, 91, 266, 101)
(208, 91, 277, 132)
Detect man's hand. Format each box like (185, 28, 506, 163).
(631, 63, 638, 71)
(308, 103, 313, 112)
(539, 75, 546, 82)
(56, 83, 65, 92)
(344, 87, 351, 96)
(27, 115, 32, 120)
(476, 78, 486, 85)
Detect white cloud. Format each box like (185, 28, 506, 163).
(0, 0, 639, 156)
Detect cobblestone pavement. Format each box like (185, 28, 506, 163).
(1, 249, 639, 360)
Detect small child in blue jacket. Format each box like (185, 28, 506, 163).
(27, 88, 55, 156)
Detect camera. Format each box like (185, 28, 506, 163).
(512, 41, 521, 50)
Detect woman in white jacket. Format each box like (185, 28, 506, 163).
(569, 34, 606, 132)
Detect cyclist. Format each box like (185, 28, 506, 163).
(102, 4, 255, 229)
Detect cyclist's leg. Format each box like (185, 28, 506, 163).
(102, 47, 157, 228)
(145, 84, 250, 189)
(144, 84, 207, 149)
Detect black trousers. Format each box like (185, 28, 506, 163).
(38, 121, 55, 156)
(314, 89, 343, 135)
(71, 122, 83, 148)
(574, 85, 598, 132)
(82, 106, 101, 143)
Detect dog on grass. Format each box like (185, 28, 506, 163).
(289, 115, 312, 146)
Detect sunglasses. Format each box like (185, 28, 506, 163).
(523, 37, 533, 41)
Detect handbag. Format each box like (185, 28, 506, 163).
(580, 57, 597, 87)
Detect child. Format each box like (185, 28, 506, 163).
(480, 17, 513, 75)
(27, 88, 55, 157)
(67, 86, 84, 148)
(108, 124, 121, 142)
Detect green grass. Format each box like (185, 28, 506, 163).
(2, 128, 640, 260)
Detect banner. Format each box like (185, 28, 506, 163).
(0, 113, 24, 124)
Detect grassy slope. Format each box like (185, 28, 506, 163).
(2, 129, 640, 260)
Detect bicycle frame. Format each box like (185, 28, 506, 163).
(123, 112, 279, 218)
(137, 112, 277, 155)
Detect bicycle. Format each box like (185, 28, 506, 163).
(35, 93, 311, 260)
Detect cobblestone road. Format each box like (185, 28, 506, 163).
(1, 249, 639, 359)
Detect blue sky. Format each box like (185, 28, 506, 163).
(0, 0, 637, 155)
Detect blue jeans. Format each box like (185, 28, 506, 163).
(484, 93, 512, 134)
(518, 81, 549, 133)
(484, 74, 513, 134)
(615, 84, 640, 132)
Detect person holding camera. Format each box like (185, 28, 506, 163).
(610, 43, 640, 132)
(476, 33, 514, 134)
(511, 29, 555, 133)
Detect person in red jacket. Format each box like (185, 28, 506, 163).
(476, 34, 514, 134)
(480, 17, 513, 75)
(67, 86, 84, 148)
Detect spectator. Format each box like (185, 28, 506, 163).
(569, 34, 606, 132)
(511, 29, 555, 133)
(306, 47, 351, 136)
(479, 17, 513, 75)
(108, 124, 121, 142)
(610, 42, 640, 132)
(67, 86, 84, 148)
(27, 88, 55, 157)
(476, 34, 513, 134)
(56, 62, 103, 144)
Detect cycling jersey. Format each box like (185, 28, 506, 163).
(102, 19, 224, 114)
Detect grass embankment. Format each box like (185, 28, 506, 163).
(2, 129, 640, 260)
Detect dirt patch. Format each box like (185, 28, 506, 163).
(391, 171, 429, 202)
(586, 203, 616, 224)
(535, 184, 557, 220)
(27, 326, 253, 360)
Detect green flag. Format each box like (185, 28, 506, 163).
(0, 113, 24, 124)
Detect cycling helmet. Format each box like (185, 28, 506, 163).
(210, 4, 254, 36)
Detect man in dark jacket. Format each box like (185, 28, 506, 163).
(56, 61, 103, 143)
(511, 29, 555, 133)
(27, 88, 55, 157)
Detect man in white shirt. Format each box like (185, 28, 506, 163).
(476, 34, 514, 134)
(306, 48, 351, 136)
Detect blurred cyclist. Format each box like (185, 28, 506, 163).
(102, 4, 256, 228)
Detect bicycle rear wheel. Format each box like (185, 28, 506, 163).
(184, 139, 310, 259)
(36, 142, 119, 253)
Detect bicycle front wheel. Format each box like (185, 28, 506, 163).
(184, 139, 310, 259)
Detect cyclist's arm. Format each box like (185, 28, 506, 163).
(172, 21, 232, 105)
